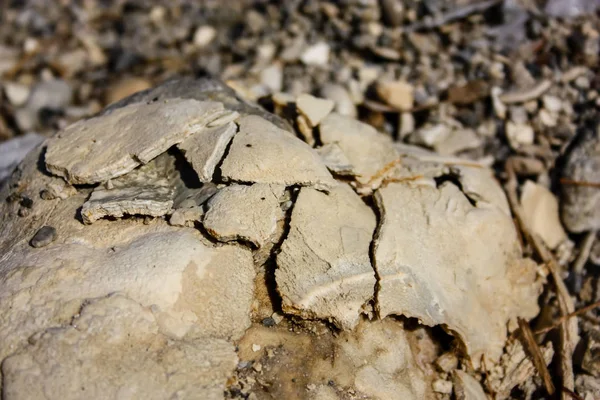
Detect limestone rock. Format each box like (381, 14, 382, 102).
(561, 125, 600, 232)
(316, 142, 355, 175)
(520, 180, 567, 249)
(276, 184, 376, 329)
(376, 80, 414, 111)
(2, 295, 237, 400)
(45, 98, 232, 184)
(373, 180, 542, 366)
(178, 121, 238, 182)
(319, 113, 399, 190)
(220, 115, 336, 190)
(296, 93, 335, 127)
(81, 153, 179, 224)
(203, 184, 285, 247)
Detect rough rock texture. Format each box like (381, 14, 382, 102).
(0, 78, 544, 398)
(560, 125, 600, 232)
(221, 115, 337, 190)
(373, 179, 542, 367)
(277, 184, 376, 329)
(45, 98, 232, 184)
(178, 121, 238, 182)
(2, 295, 237, 400)
(203, 183, 285, 247)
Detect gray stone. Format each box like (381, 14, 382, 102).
(30, 226, 57, 248)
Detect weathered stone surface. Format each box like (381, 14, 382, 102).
(276, 184, 376, 329)
(0, 228, 255, 365)
(178, 121, 238, 182)
(203, 184, 285, 247)
(221, 115, 336, 190)
(2, 295, 237, 400)
(81, 153, 179, 224)
(169, 206, 203, 227)
(373, 180, 542, 366)
(319, 113, 399, 189)
(45, 98, 232, 184)
(561, 125, 600, 232)
(316, 143, 354, 175)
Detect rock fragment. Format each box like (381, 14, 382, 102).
(178, 121, 238, 182)
(376, 80, 414, 111)
(373, 180, 542, 366)
(319, 83, 357, 118)
(45, 98, 231, 184)
(296, 94, 335, 127)
(316, 143, 355, 175)
(276, 184, 376, 329)
(80, 153, 179, 224)
(30, 226, 57, 248)
(520, 180, 567, 249)
(453, 370, 489, 400)
(300, 42, 330, 66)
(220, 115, 336, 190)
(560, 125, 600, 232)
(319, 113, 399, 190)
(203, 184, 285, 247)
(1, 295, 237, 400)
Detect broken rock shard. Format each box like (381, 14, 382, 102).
(220, 115, 337, 190)
(203, 183, 285, 247)
(45, 98, 229, 184)
(276, 184, 376, 329)
(177, 121, 237, 182)
(373, 180, 542, 366)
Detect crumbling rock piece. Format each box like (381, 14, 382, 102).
(203, 183, 285, 247)
(316, 142, 355, 175)
(81, 153, 180, 224)
(560, 125, 600, 232)
(220, 115, 336, 190)
(373, 180, 542, 367)
(45, 98, 233, 184)
(276, 184, 376, 329)
(453, 370, 489, 400)
(520, 180, 567, 249)
(178, 121, 238, 182)
(319, 113, 399, 191)
(2, 295, 237, 400)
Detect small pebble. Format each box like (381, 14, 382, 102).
(30, 226, 57, 248)
(252, 344, 261, 352)
(262, 317, 276, 327)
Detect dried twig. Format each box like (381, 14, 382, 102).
(517, 318, 555, 395)
(535, 300, 600, 335)
(572, 230, 597, 288)
(560, 178, 600, 188)
(505, 160, 577, 399)
(562, 387, 584, 400)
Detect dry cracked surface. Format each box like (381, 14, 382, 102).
(0, 78, 545, 399)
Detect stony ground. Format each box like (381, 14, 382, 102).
(1, 0, 600, 399)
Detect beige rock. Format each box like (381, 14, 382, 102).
(376, 80, 414, 111)
(432, 379, 453, 394)
(2, 295, 237, 400)
(434, 128, 482, 155)
(520, 180, 567, 249)
(45, 99, 232, 184)
(300, 42, 330, 66)
(203, 184, 285, 247)
(296, 94, 335, 127)
(319, 113, 399, 190)
(373, 180, 542, 366)
(316, 143, 354, 175)
(505, 122, 534, 148)
(296, 113, 315, 145)
(105, 77, 152, 105)
(319, 83, 357, 118)
(193, 26, 217, 48)
(453, 370, 489, 400)
(81, 153, 179, 224)
(220, 115, 336, 190)
(276, 184, 376, 329)
(169, 206, 203, 227)
(178, 121, 238, 182)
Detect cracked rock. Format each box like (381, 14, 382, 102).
(203, 183, 285, 247)
(220, 115, 336, 190)
(373, 180, 542, 366)
(178, 121, 238, 182)
(319, 113, 399, 191)
(276, 184, 376, 329)
(81, 153, 180, 224)
(45, 98, 232, 184)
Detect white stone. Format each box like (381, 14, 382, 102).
(521, 180, 567, 249)
(193, 26, 217, 48)
(296, 94, 335, 127)
(300, 42, 330, 66)
(3, 82, 30, 107)
(505, 122, 535, 148)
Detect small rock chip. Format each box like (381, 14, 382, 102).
(3, 82, 30, 107)
(453, 370, 488, 400)
(252, 344, 261, 352)
(30, 226, 57, 248)
(505, 122, 534, 149)
(319, 83, 357, 118)
(376, 80, 414, 111)
(447, 80, 489, 105)
(520, 180, 567, 249)
(296, 94, 335, 127)
(193, 26, 217, 48)
(105, 77, 152, 105)
(432, 379, 453, 394)
(300, 42, 330, 66)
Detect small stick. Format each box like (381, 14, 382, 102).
(560, 178, 600, 188)
(518, 318, 556, 395)
(572, 230, 597, 291)
(535, 299, 600, 335)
